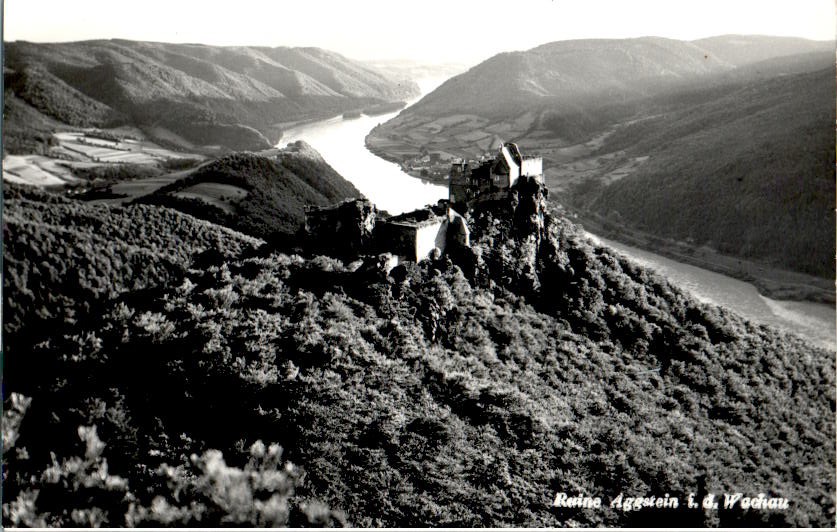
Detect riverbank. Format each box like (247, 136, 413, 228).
(276, 85, 835, 350)
(368, 133, 834, 306)
(572, 208, 834, 305)
(364, 141, 457, 184)
(276, 106, 447, 214)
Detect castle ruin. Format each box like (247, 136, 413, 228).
(304, 142, 539, 266)
(375, 206, 470, 262)
(449, 142, 543, 212)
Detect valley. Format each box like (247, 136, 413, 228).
(3, 40, 419, 154)
(2, 34, 835, 529)
(366, 36, 836, 299)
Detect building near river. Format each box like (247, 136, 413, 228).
(449, 142, 542, 211)
(305, 199, 469, 265)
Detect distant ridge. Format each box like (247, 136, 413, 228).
(691, 34, 837, 66)
(401, 35, 832, 119)
(3, 39, 419, 152)
(367, 35, 835, 283)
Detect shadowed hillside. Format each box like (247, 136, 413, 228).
(133, 141, 361, 239)
(576, 66, 835, 278)
(2, 180, 833, 527)
(366, 35, 835, 287)
(2, 183, 262, 352)
(3, 40, 419, 152)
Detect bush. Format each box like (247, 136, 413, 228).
(3, 183, 833, 527)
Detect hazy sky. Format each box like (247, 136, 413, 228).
(4, 0, 835, 64)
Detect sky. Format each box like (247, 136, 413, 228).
(3, 0, 835, 64)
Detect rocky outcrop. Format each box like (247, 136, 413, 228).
(510, 175, 548, 246)
(454, 176, 552, 299)
(305, 198, 377, 257)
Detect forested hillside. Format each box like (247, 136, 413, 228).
(3, 182, 833, 527)
(577, 66, 835, 277)
(3, 40, 419, 152)
(135, 141, 362, 239)
(366, 35, 835, 282)
(2, 183, 262, 355)
(384, 36, 830, 140)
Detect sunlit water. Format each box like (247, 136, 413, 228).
(277, 78, 448, 214)
(274, 77, 835, 351)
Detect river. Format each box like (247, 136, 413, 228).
(276, 79, 835, 351)
(277, 78, 448, 214)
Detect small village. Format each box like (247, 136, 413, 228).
(400, 150, 456, 180)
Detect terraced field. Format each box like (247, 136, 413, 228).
(2, 155, 74, 186)
(53, 132, 201, 164)
(2, 130, 205, 188)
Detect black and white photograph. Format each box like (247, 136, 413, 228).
(1, 0, 835, 527)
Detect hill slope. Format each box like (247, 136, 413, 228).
(693, 34, 837, 66)
(392, 36, 830, 126)
(577, 66, 835, 278)
(2, 181, 834, 527)
(4, 40, 419, 152)
(366, 35, 835, 283)
(2, 183, 262, 351)
(132, 141, 361, 239)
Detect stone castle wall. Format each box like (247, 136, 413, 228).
(414, 219, 447, 261)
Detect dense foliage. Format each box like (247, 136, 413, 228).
(2, 91, 65, 155)
(3, 66, 117, 129)
(3, 184, 833, 527)
(68, 163, 164, 184)
(2, 417, 337, 527)
(139, 147, 361, 239)
(2, 183, 262, 345)
(577, 66, 836, 278)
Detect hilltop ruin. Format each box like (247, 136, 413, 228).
(304, 142, 542, 266)
(449, 142, 543, 212)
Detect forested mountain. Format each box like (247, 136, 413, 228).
(396, 36, 830, 124)
(2, 180, 833, 527)
(3, 39, 419, 152)
(366, 35, 835, 281)
(579, 65, 835, 277)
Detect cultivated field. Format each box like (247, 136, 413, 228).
(103, 170, 196, 204)
(2, 130, 205, 188)
(3, 155, 74, 187)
